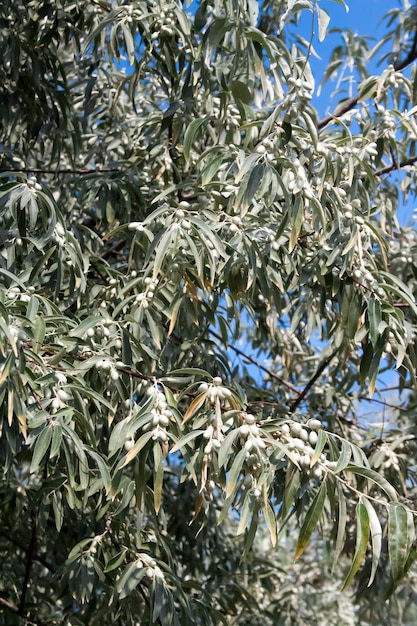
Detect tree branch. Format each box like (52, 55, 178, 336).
(0, 167, 122, 176)
(0, 530, 53, 572)
(318, 95, 360, 130)
(288, 349, 339, 413)
(0, 595, 48, 626)
(18, 516, 37, 616)
(375, 153, 417, 177)
(358, 395, 406, 411)
(318, 28, 417, 130)
(394, 29, 417, 71)
(208, 329, 301, 396)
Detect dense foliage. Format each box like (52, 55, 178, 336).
(2, 0, 417, 623)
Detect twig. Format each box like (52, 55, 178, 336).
(375, 153, 417, 177)
(0, 167, 122, 176)
(0, 530, 53, 572)
(288, 349, 339, 413)
(394, 29, 417, 71)
(318, 95, 360, 130)
(208, 329, 301, 396)
(18, 516, 37, 616)
(358, 395, 406, 411)
(318, 28, 417, 131)
(0, 595, 47, 626)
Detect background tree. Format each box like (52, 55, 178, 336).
(1, 0, 417, 624)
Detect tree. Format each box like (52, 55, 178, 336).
(1, 0, 417, 623)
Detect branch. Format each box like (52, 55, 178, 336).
(0, 530, 53, 572)
(18, 516, 37, 616)
(394, 29, 417, 71)
(208, 329, 301, 396)
(318, 95, 360, 130)
(0, 167, 122, 176)
(375, 153, 417, 177)
(288, 349, 339, 413)
(358, 395, 406, 411)
(0, 595, 48, 626)
(318, 29, 417, 130)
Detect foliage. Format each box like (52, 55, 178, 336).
(1, 0, 417, 623)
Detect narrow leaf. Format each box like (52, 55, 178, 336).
(342, 502, 370, 589)
(363, 498, 382, 586)
(295, 480, 327, 559)
(388, 502, 409, 582)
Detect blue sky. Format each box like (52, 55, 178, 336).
(305, 0, 403, 114)
(302, 0, 416, 224)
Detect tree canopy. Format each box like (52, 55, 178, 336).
(1, 0, 417, 624)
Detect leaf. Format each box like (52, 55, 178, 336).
(345, 465, 398, 502)
(183, 118, 206, 162)
(380, 271, 417, 317)
(243, 162, 264, 207)
(116, 561, 147, 599)
(153, 442, 164, 514)
(121, 23, 135, 64)
(335, 439, 352, 472)
(183, 392, 207, 422)
(263, 501, 277, 546)
(218, 428, 240, 467)
(388, 502, 409, 583)
(310, 428, 327, 466)
(30, 427, 52, 473)
(317, 6, 331, 42)
(333, 481, 347, 573)
(231, 80, 252, 105)
(85, 448, 112, 494)
(169, 430, 204, 453)
(295, 480, 327, 559)
(342, 502, 370, 589)
(237, 493, 254, 535)
(226, 448, 247, 498)
(52, 492, 64, 532)
(104, 548, 127, 573)
(69, 316, 102, 338)
(117, 431, 154, 469)
(362, 498, 382, 587)
(368, 298, 381, 347)
(67, 384, 115, 412)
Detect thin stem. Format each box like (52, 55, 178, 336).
(19, 516, 37, 616)
(394, 29, 417, 71)
(358, 395, 406, 411)
(0, 595, 48, 626)
(0, 167, 122, 176)
(375, 153, 417, 177)
(208, 329, 301, 396)
(318, 95, 360, 130)
(288, 349, 339, 413)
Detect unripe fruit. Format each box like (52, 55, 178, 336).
(291, 451, 301, 464)
(311, 466, 323, 480)
(300, 454, 311, 469)
(57, 389, 69, 401)
(308, 419, 322, 431)
(124, 438, 135, 451)
(203, 425, 214, 439)
(291, 422, 302, 436)
(204, 442, 212, 455)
